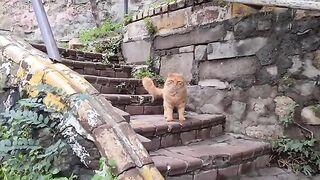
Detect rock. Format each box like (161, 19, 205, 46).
(207, 37, 268, 60)
(179, 45, 194, 53)
(200, 104, 224, 114)
(230, 101, 247, 120)
(198, 79, 230, 90)
(154, 24, 225, 50)
(301, 106, 320, 125)
(266, 65, 278, 76)
(248, 85, 276, 99)
(302, 59, 320, 79)
(68, 38, 84, 49)
(199, 56, 258, 81)
(160, 52, 194, 82)
(288, 55, 303, 74)
(245, 124, 283, 140)
(274, 96, 296, 119)
(194, 45, 207, 61)
(122, 40, 151, 64)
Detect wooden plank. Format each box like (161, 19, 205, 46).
(226, 0, 320, 11)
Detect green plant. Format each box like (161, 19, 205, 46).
(0, 84, 90, 180)
(144, 17, 156, 35)
(79, 20, 122, 44)
(311, 104, 320, 114)
(132, 57, 165, 86)
(123, 14, 133, 26)
(280, 74, 295, 88)
(279, 103, 298, 127)
(91, 158, 117, 180)
(271, 137, 320, 176)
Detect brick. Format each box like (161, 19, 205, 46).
(169, 1, 178, 11)
(115, 71, 130, 78)
(143, 137, 161, 151)
(137, 11, 143, 19)
(181, 130, 197, 144)
(161, 4, 168, 12)
(167, 174, 193, 180)
(210, 125, 223, 137)
(144, 105, 164, 115)
(122, 40, 151, 64)
(194, 169, 218, 180)
(136, 86, 148, 94)
(92, 84, 102, 92)
(176, 0, 186, 9)
(100, 70, 116, 77)
(196, 128, 211, 140)
(148, 8, 155, 16)
(160, 134, 181, 148)
(151, 155, 187, 175)
(238, 162, 254, 175)
(84, 67, 99, 75)
(101, 86, 118, 94)
(218, 164, 239, 178)
(154, 6, 162, 15)
(73, 68, 84, 74)
(207, 37, 268, 60)
(83, 75, 97, 83)
(126, 105, 144, 115)
(253, 155, 270, 168)
(118, 168, 144, 180)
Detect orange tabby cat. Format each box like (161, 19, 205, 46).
(142, 73, 187, 122)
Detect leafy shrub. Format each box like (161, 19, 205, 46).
(79, 20, 122, 44)
(132, 57, 165, 86)
(144, 17, 156, 35)
(0, 84, 116, 180)
(271, 137, 320, 176)
(0, 84, 80, 180)
(92, 158, 117, 180)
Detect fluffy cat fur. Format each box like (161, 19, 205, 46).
(142, 73, 187, 122)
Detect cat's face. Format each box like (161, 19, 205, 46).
(165, 73, 186, 90)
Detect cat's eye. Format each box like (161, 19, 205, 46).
(178, 81, 184, 86)
(167, 80, 174, 84)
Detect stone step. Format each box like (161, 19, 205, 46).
(83, 76, 148, 94)
(102, 94, 163, 115)
(31, 43, 121, 63)
(102, 94, 162, 106)
(113, 106, 130, 122)
(150, 133, 271, 180)
(130, 113, 225, 151)
(61, 59, 132, 78)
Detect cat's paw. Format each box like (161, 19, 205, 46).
(179, 117, 186, 121)
(166, 118, 174, 122)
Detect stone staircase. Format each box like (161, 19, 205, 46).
(32, 44, 271, 180)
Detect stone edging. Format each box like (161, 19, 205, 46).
(131, 0, 213, 22)
(0, 35, 164, 180)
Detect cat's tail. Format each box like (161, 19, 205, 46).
(142, 77, 163, 97)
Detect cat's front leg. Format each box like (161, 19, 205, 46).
(178, 103, 186, 121)
(164, 104, 174, 121)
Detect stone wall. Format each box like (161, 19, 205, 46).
(123, 2, 320, 140)
(0, 0, 158, 42)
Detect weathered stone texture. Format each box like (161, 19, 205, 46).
(154, 24, 226, 50)
(160, 52, 194, 82)
(122, 40, 151, 64)
(207, 37, 268, 60)
(199, 56, 258, 81)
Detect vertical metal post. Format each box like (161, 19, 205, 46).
(31, 0, 60, 61)
(124, 0, 128, 15)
